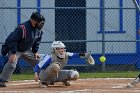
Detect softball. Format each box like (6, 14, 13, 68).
(99, 56, 106, 62)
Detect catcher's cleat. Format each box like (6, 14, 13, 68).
(39, 81, 48, 88)
(50, 81, 55, 85)
(63, 80, 71, 86)
(49, 76, 56, 85)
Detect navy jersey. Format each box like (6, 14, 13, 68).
(5, 20, 43, 54)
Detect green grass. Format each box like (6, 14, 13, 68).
(11, 71, 140, 81)
(12, 73, 34, 81)
(80, 71, 140, 78)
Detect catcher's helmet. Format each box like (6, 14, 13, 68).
(51, 41, 66, 48)
(51, 41, 66, 58)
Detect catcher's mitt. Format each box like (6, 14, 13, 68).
(85, 52, 95, 65)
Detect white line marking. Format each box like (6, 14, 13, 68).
(60, 89, 92, 93)
(0, 91, 23, 93)
(112, 84, 126, 88)
(60, 88, 140, 93)
(11, 80, 35, 82)
(10, 78, 134, 82)
(102, 89, 140, 92)
(112, 85, 125, 88)
(79, 78, 134, 80)
(7, 82, 38, 86)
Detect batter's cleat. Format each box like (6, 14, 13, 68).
(39, 81, 48, 88)
(0, 81, 6, 87)
(126, 83, 135, 88)
(63, 80, 71, 86)
(126, 77, 140, 88)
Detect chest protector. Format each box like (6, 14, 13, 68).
(50, 52, 69, 69)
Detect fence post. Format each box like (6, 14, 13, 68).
(101, 0, 106, 72)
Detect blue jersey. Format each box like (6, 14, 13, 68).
(33, 52, 80, 73)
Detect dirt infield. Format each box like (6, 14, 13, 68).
(0, 78, 140, 93)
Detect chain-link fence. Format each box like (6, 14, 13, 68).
(0, 0, 139, 73)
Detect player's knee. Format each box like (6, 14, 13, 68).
(51, 63, 60, 73)
(68, 70, 79, 80)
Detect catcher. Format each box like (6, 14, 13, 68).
(34, 41, 95, 87)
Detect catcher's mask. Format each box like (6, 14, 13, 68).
(31, 12, 45, 22)
(51, 41, 66, 58)
(31, 12, 45, 30)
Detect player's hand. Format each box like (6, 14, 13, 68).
(8, 54, 17, 63)
(34, 53, 40, 60)
(34, 72, 39, 82)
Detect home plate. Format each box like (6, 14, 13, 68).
(112, 84, 126, 88)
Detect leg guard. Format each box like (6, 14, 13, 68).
(47, 62, 60, 78)
(39, 62, 60, 84)
(55, 70, 79, 82)
(68, 70, 79, 80)
(54, 70, 79, 86)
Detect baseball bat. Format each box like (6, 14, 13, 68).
(132, 0, 140, 12)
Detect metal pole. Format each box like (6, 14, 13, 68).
(101, 0, 106, 72)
